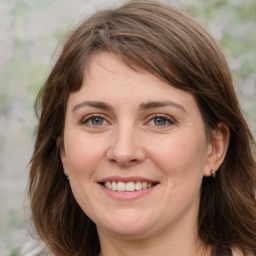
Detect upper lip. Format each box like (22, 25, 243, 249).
(97, 176, 159, 183)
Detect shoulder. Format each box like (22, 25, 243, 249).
(232, 248, 254, 256)
(21, 240, 49, 256)
(232, 250, 243, 256)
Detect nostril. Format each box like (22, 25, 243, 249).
(106, 142, 146, 166)
(110, 157, 140, 166)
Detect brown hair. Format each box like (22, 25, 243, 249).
(29, 1, 256, 255)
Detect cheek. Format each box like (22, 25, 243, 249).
(147, 132, 208, 178)
(64, 131, 106, 176)
(63, 132, 105, 214)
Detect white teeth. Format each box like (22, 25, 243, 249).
(126, 182, 135, 192)
(135, 181, 142, 191)
(106, 181, 112, 189)
(112, 181, 117, 191)
(117, 181, 126, 191)
(104, 181, 155, 192)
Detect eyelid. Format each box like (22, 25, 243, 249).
(79, 113, 176, 127)
(146, 114, 176, 126)
(80, 113, 110, 126)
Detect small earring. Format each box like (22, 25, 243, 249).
(211, 170, 216, 178)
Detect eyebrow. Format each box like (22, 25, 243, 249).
(139, 101, 187, 113)
(72, 101, 113, 113)
(72, 100, 187, 113)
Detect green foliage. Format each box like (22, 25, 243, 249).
(0, 93, 11, 116)
(7, 242, 21, 256)
(184, 0, 256, 110)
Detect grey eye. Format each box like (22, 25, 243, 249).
(91, 117, 105, 125)
(153, 117, 167, 126)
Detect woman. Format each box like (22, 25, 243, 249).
(29, 1, 256, 255)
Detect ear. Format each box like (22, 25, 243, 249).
(204, 123, 230, 177)
(57, 137, 68, 176)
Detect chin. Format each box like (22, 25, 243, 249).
(95, 211, 158, 238)
(99, 223, 154, 238)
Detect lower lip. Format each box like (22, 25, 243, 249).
(99, 184, 159, 200)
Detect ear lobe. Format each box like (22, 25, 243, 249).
(57, 137, 68, 175)
(204, 123, 230, 177)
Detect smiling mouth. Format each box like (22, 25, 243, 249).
(100, 181, 158, 192)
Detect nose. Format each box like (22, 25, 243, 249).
(106, 125, 146, 167)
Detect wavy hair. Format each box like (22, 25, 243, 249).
(29, 1, 256, 255)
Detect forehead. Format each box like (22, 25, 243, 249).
(68, 52, 199, 115)
(83, 51, 144, 84)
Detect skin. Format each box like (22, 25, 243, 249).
(60, 52, 229, 256)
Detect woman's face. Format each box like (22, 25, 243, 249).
(61, 52, 215, 239)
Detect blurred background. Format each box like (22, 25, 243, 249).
(0, 0, 255, 255)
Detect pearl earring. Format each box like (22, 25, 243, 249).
(211, 170, 216, 178)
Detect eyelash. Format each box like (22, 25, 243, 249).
(81, 114, 109, 126)
(147, 114, 175, 127)
(80, 113, 175, 128)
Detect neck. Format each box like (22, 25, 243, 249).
(97, 216, 211, 256)
(98, 233, 210, 256)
